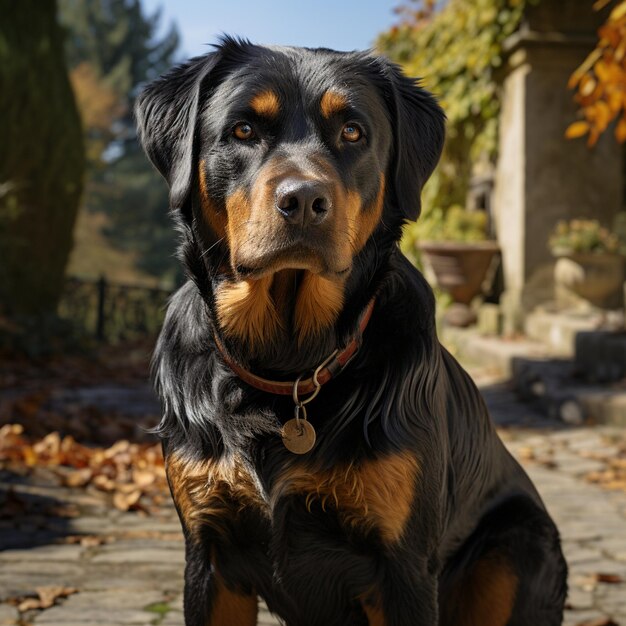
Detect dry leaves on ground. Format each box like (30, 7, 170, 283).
(13, 586, 78, 612)
(593, 573, 624, 584)
(514, 435, 626, 496)
(0, 424, 167, 512)
(584, 441, 626, 494)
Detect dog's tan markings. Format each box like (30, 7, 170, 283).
(294, 272, 345, 343)
(250, 89, 280, 118)
(215, 276, 282, 349)
(211, 566, 258, 626)
(271, 269, 299, 312)
(355, 173, 385, 251)
(320, 90, 349, 119)
(443, 553, 518, 626)
(225, 188, 253, 258)
(346, 173, 385, 253)
(274, 451, 419, 544)
(166, 453, 267, 542)
(198, 162, 228, 239)
(360, 592, 387, 626)
(216, 185, 284, 347)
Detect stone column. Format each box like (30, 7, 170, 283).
(493, 0, 622, 320)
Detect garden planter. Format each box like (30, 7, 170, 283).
(418, 241, 500, 327)
(553, 253, 624, 309)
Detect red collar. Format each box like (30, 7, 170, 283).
(214, 298, 376, 397)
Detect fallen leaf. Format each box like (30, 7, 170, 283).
(104, 440, 130, 459)
(113, 489, 142, 512)
(17, 586, 78, 611)
(62, 534, 110, 547)
(594, 573, 623, 584)
(518, 446, 535, 460)
(17, 597, 42, 612)
(132, 469, 156, 487)
(540, 459, 558, 469)
(36, 586, 78, 608)
(63, 467, 93, 487)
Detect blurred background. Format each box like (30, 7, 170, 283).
(2, 2, 626, 625)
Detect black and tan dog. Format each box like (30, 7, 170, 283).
(136, 36, 567, 626)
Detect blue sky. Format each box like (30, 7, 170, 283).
(143, 0, 400, 59)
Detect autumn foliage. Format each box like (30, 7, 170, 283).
(69, 62, 124, 167)
(568, 0, 626, 146)
(0, 424, 167, 512)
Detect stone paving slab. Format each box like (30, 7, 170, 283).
(0, 604, 18, 625)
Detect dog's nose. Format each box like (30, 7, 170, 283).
(275, 179, 331, 226)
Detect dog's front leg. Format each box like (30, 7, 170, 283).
(182, 535, 258, 626)
(360, 558, 439, 626)
(165, 449, 268, 626)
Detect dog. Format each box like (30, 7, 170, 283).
(136, 36, 567, 626)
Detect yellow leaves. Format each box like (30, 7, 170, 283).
(69, 62, 125, 166)
(608, 89, 623, 113)
(580, 75, 597, 97)
(69, 62, 124, 130)
(568, 48, 603, 89)
(565, 121, 590, 139)
(595, 59, 623, 84)
(611, 1, 626, 21)
(616, 115, 626, 141)
(595, 100, 612, 132)
(567, 0, 626, 146)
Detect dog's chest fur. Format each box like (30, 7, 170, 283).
(166, 444, 420, 548)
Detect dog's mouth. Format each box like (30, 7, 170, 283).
(231, 240, 351, 280)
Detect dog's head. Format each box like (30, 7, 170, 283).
(137, 37, 444, 360)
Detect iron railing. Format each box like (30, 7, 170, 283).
(58, 276, 172, 343)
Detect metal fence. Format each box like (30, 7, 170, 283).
(58, 276, 172, 343)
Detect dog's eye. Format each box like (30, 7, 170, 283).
(233, 122, 255, 141)
(341, 123, 362, 143)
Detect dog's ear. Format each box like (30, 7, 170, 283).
(135, 53, 220, 218)
(377, 59, 446, 222)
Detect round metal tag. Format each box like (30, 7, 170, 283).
(281, 418, 316, 454)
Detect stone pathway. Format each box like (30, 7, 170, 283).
(1, 378, 625, 625)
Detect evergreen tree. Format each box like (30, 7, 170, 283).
(0, 0, 85, 316)
(59, 0, 182, 284)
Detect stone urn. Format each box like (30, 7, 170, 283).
(418, 241, 500, 326)
(553, 253, 625, 309)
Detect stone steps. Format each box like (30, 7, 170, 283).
(444, 324, 626, 426)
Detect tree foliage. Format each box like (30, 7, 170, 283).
(69, 62, 123, 167)
(378, 0, 532, 207)
(567, 0, 626, 146)
(0, 0, 85, 317)
(377, 0, 534, 263)
(59, 0, 182, 284)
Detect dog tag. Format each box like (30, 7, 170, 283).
(281, 418, 316, 454)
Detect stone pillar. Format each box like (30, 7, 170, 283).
(493, 0, 622, 318)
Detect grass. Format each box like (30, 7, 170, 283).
(144, 601, 172, 625)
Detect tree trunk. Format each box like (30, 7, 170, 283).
(0, 0, 85, 317)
